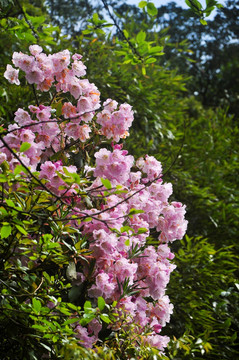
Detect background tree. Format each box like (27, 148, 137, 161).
(154, 0, 239, 116)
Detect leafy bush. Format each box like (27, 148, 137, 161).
(0, 46, 188, 359)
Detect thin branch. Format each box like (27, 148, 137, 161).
(0, 203, 38, 219)
(0, 135, 63, 202)
(101, 0, 143, 61)
(0, 120, 63, 136)
(14, 0, 39, 41)
(163, 118, 187, 177)
(31, 84, 39, 107)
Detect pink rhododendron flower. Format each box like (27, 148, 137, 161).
(145, 334, 170, 350)
(71, 59, 86, 77)
(157, 202, 188, 242)
(77, 96, 94, 114)
(25, 66, 44, 84)
(51, 49, 70, 73)
(62, 102, 77, 119)
(29, 45, 43, 56)
(4, 65, 20, 85)
(136, 155, 162, 181)
(103, 98, 118, 112)
(14, 108, 32, 126)
(88, 272, 116, 300)
(94, 148, 134, 184)
(0, 152, 7, 164)
(12, 52, 35, 72)
(75, 325, 97, 348)
(67, 77, 83, 99)
(96, 102, 134, 142)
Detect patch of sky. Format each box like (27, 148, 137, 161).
(127, 0, 227, 19)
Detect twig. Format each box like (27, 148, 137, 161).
(32, 84, 39, 107)
(14, 0, 39, 41)
(0, 120, 63, 136)
(163, 118, 186, 177)
(101, 0, 143, 61)
(0, 135, 63, 202)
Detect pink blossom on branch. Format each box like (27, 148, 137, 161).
(2, 46, 188, 353)
(4, 65, 20, 85)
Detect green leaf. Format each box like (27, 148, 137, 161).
(204, 7, 215, 16)
(185, 0, 202, 13)
(148, 46, 164, 54)
(185, 0, 193, 8)
(200, 19, 208, 25)
(123, 29, 129, 39)
(138, 1, 147, 8)
(0, 174, 7, 182)
(136, 31, 146, 43)
(0, 224, 12, 238)
(59, 307, 72, 316)
(80, 313, 96, 326)
(0, 124, 6, 133)
(206, 0, 217, 6)
(0, 207, 8, 216)
(20, 142, 31, 152)
(231, 332, 237, 342)
(63, 318, 81, 326)
(97, 296, 105, 311)
(83, 217, 92, 222)
(32, 324, 46, 332)
(84, 301, 92, 313)
(67, 303, 79, 311)
(137, 227, 148, 234)
(145, 57, 157, 64)
(56, 101, 62, 117)
(128, 208, 144, 215)
(224, 318, 231, 328)
(125, 239, 130, 246)
(92, 13, 99, 24)
(100, 314, 111, 324)
(14, 165, 26, 175)
(192, 0, 203, 9)
(120, 226, 134, 233)
(5, 199, 15, 207)
(147, 2, 158, 16)
(32, 298, 42, 313)
(82, 29, 93, 35)
(15, 224, 28, 235)
(101, 178, 112, 190)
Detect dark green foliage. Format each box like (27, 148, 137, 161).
(155, 1, 239, 116)
(167, 98, 239, 247)
(165, 235, 239, 359)
(45, 0, 99, 36)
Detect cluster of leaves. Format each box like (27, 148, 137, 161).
(154, 0, 239, 116)
(165, 235, 239, 359)
(185, 0, 223, 25)
(138, 0, 223, 24)
(0, 166, 110, 358)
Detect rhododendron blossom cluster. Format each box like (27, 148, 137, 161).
(1, 46, 188, 353)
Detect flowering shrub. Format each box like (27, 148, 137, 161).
(0, 46, 187, 358)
